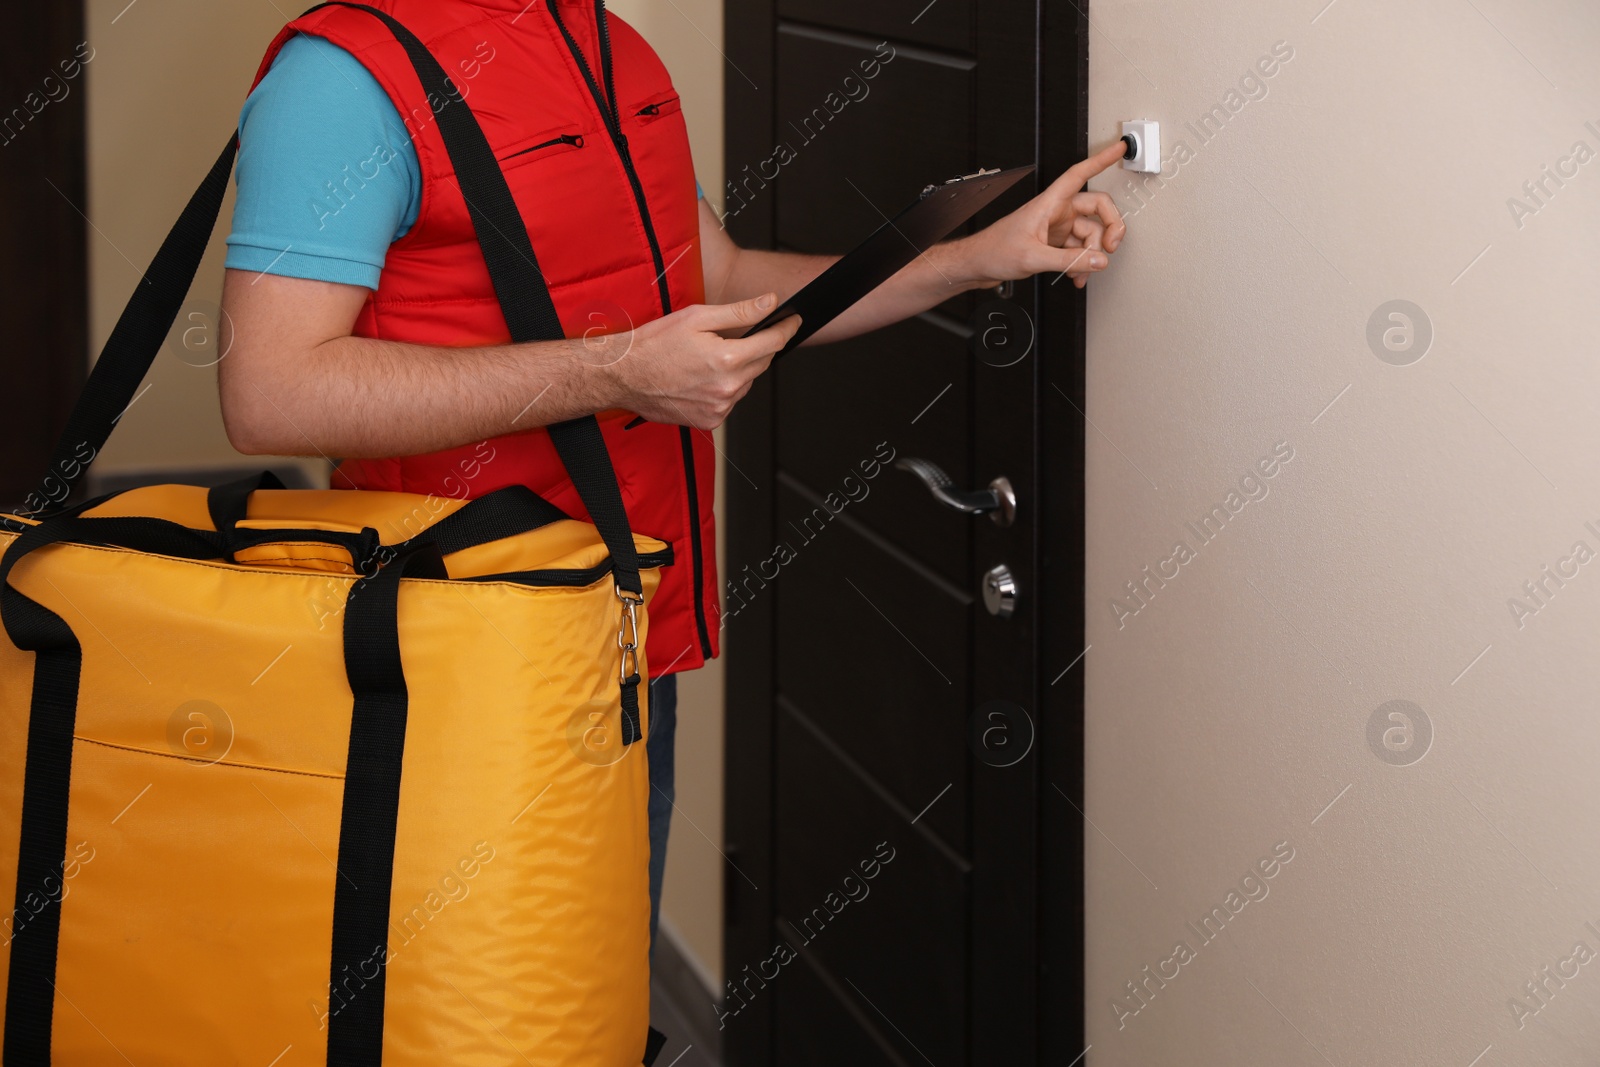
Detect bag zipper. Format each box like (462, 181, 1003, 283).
(500, 132, 584, 162)
(466, 545, 674, 587)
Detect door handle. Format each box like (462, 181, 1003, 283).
(894, 458, 1016, 527)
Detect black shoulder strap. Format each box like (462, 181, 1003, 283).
(643, 1025, 669, 1065)
(28, 2, 644, 596)
(24, 139, 237, 518)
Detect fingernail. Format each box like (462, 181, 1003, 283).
(1090, 254, 1107, 268)
(757, 293, 776, 310)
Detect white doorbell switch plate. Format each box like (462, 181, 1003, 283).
(1121, 119, 1160, 174)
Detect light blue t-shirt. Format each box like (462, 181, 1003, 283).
(226, 34, 702, 291)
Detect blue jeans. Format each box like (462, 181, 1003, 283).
(646, 673, 677, 955)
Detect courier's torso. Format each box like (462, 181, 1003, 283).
(250, 0, 720, 673)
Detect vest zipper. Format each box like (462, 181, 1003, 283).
(678, 426, 714, 656)
(546, 0, 715, 663)
(546, 0, 671, 315)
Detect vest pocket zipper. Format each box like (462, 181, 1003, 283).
(499, 132, 585, 163)
(634, 96, 682, 124)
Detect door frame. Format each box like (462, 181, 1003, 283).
(1036, 4, 1091, 1063)
(0, 1, 88, 506)
(719, 3, 1090, 1062)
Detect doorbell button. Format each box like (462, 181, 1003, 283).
(1120, 119, 1160, 173)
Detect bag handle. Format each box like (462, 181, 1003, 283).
(29, 2, 645, 597)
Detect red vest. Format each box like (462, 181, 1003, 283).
(249, 0, 718, 675)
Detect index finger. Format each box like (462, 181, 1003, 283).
(1052, 139, 1131, 195)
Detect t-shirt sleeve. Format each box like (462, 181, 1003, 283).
(225, 34, 422, 291)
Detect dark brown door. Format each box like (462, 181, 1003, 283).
(0, 3, 88, 508)
(721, 4, 1089, 1063)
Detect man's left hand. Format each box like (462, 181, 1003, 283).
(956, 139, 1129, 291)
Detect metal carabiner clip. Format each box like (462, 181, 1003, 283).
(616, 588, 643, 683)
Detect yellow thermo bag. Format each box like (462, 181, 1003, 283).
(1, 7, 669, 1064)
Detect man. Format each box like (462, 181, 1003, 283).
(219, 0, 1125, 951)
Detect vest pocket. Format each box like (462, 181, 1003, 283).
(631, 92, 683, 126)
(497, 124, 587, 170)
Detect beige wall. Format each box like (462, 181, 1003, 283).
(88, 0, 728, 989)
(1086, 2, 1600, 1064)
(86, 0, 322, 484)
(606, 0, 728, 995)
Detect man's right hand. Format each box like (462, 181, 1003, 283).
(607, 292, 801, 430)
(218, 272, 799, 460)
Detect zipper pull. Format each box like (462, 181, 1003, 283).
(637, 103, 660, 117)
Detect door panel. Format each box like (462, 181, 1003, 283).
(0, 4, 87, 505)
(772, 30, 971, 256)
(723, 2, 1080, 1063)
(774, 480, 971, 851)
(776, 315, 973, 592)
(775, 0, 973, 53)
(773, 954, 908, 1067)
(775, 711, 968, 1058)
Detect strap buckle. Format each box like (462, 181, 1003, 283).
(616, 588, 644, 684)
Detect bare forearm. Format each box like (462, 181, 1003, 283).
(219, 272, 614, 458)
(704, 244, 832, 310)
(219, 267, 806, 455)
(811, 234, 995, 344)
(225, 336, 613, 459)
(710, 237, 995, 348)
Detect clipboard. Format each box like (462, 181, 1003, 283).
(743, 164, 1037, 353)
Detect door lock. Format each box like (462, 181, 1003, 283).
(982, 564, 1017, 619)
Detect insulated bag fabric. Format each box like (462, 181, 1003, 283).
(1, 6, 670, 1064)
